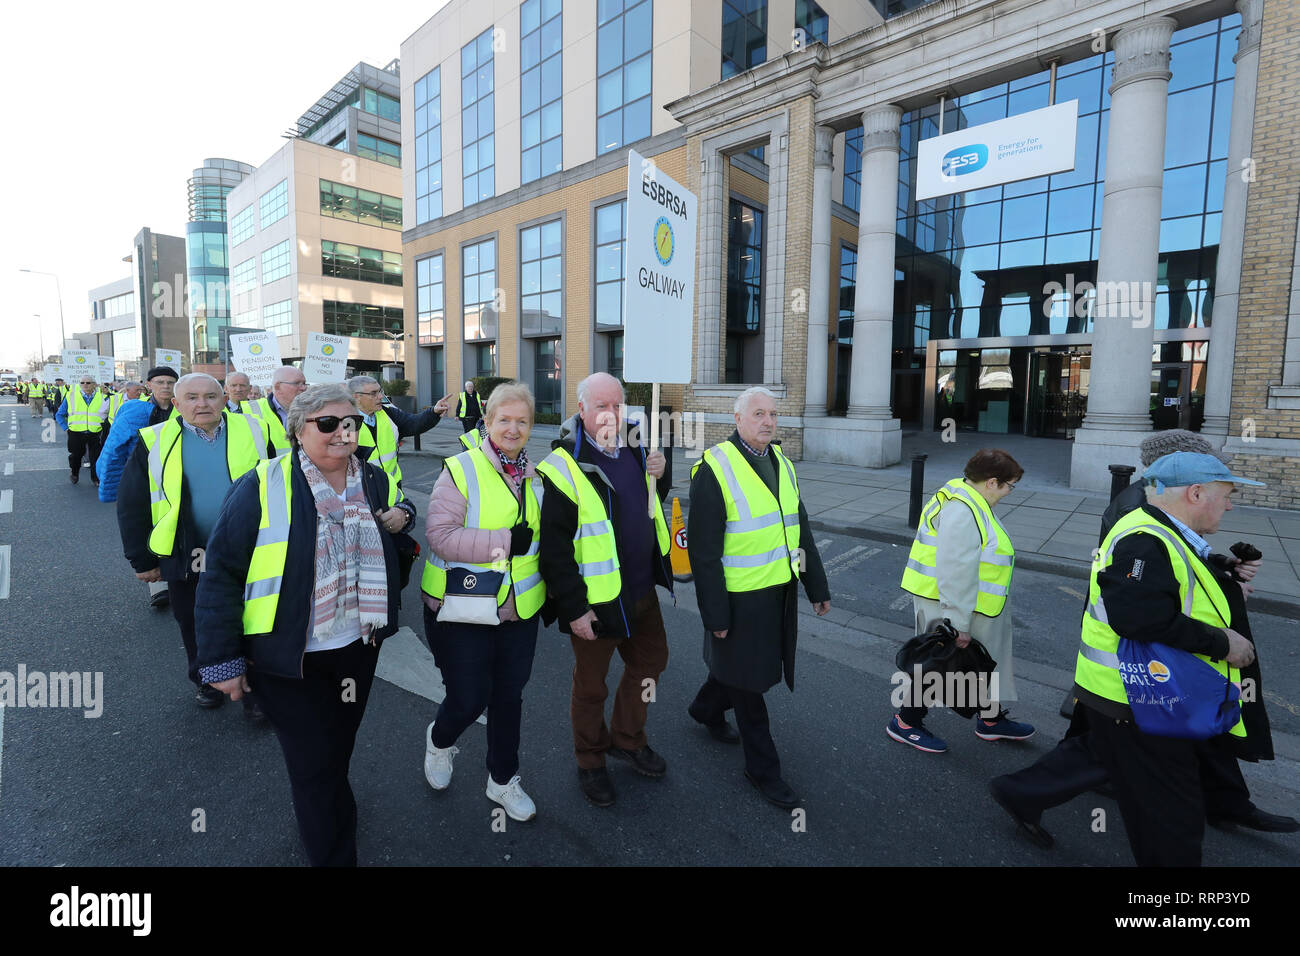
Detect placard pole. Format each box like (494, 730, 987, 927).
(648, 381, 661, 518)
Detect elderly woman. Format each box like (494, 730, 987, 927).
(420, 381, 545, 822)
(892, 448, 1034, 753)
(195, 383, 415, 866)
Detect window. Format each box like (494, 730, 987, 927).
(521, 0, 563, 184)
(534, 338, 561, 415)
(230, 257, 257, 296)
(232, 308, 259, 329)
(520, 220, 563, 335)
(843, 126, 863, 212)
(322, 240, 402, 286)
(838, 244, 856, 343)
(721, 1, 767, 79)
(229, 205, 255, 247)
(472, 342, 497, 376)
(262, 300, 293, 337)
(462, 238, 498, 340)
(361, 88, 400, 122)
(726, 198, 764, 383)
(104, 292, 134, 320)
(357, 132, 401, 167)
(187, 230, 228, 271)
(323, 300, 404, 339)
(428, 346, 445, 398)
(594, 200, 626, 327)
(417, 253, 445, 345)
(462, 28, 496, 206)
(795, 0, 828, 45)
(606, 331, 624, 379)
(414, 66, 444, 224)
(261, 240, 292, 283)
(320, 180, 403, 230)
(596, 0, 652, 155)
(259, 180, 288, 229)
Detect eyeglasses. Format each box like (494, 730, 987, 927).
(306, 414, 364, 434)
(1001, 480, 1018, 489)
(358, 389, 383, 398)
(281, 381, 308, 389)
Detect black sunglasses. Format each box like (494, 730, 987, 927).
(306, 414, 364, 434)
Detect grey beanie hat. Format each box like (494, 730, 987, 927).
(1139, 429, 1231, 467)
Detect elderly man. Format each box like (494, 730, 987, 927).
(107, 381, 145, 429)
(223, 372, 251, 413)
(455, 380, 482, 433)
(537, 372, 674, 807)
(117, 373, 274, 712)
(28, 378, 45, 418)
(686, 387, 830, 809)
(242, 365, 307, 449)
(55, 375, 109, 485)
(346, 376, 450, 500)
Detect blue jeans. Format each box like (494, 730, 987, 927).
(423, 606, 539, 785)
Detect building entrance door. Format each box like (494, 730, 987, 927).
(1026, 348, 1089, 438)
(1150, 363, 1192, 430)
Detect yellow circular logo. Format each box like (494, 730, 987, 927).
(322, 344, 335, 356)
(1147, 660, 1171, 683)
(249, 344, 263, 356)
(654, 217, 674, 265)
(75, 356, 86, 364)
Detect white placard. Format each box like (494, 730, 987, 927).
(228, 332, 283, 388)
(303, 333, 349, 383)
(94, 355, 115, 384)
(62, 350, 96, 379)
(623, 148, 696, 385)
(916, 100, 1079, 201)
(42, 364, 60, 384)
(155, 348, 182, 370)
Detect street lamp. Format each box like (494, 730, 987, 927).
(20, 268, 67, 349)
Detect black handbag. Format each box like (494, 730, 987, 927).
(895, 619, 999, 719)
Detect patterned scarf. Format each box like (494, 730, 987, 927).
(488, 438, 528, 489)
(298, 450, 389, 642)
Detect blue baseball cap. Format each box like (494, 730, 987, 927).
(1143, 451, 1265, 492)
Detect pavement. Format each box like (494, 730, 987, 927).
(410, 420, 1300, 611)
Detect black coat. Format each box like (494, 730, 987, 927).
(686, 433, 829, 693)
(537, 414, 673, 638)
(194, 451, 410, 680)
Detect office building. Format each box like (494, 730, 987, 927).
(187, 158, 255, 376)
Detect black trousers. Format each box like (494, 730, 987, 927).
(168, 576, 202, 687)
(67, 429, 102, 480)
(690, 673, 781, 783)
(253, 639, 380, 867)
(460, 417, 480, 433)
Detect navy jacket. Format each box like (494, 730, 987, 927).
(194, 451, 412, 681)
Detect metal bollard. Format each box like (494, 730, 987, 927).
(1107, 463, 1136, 502)
(413, 430, 421, 451)
(908, 453, 928, 529)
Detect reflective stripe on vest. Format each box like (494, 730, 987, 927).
(356, 407, 401, 506)
(1074, 507, 1244, 736)
(690, 441, 801, 592)
(536, 445, 670, 605)
(899, 478, 1015, 617)
(139, 411, 270, 557)
(108, 391, 125, 423)
(241, 397, 289, 451)
(420, 447, 546, 619)
(67, 388, 107, 433)
(459, 427, 484, 451)
(243, 454, 294, 635)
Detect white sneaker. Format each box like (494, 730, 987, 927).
(486, 774, 537, 822)
(423, 722, 458, 791)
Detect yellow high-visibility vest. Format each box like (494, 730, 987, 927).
(241, 397, 289, 450)
(421, 447, 546, 619)
(356, 406, 401, 507)
(899, 478, 1015, 617)
(690, 441, 802, 592)
(67, 388, 108, 433)
(1074, 506, 1245, 737)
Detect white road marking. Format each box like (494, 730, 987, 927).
(0, 490, 10, 513)
(1057, 585, 1085, 600)
(0, 702, 5, 811)
(2, 463, 11, 476)
(816, 538, 831, 550)
(822, 545, 882, 574)
(374, 626, 487, 725)
(0, 545, 8, 599)
(890, 594, 912, 611)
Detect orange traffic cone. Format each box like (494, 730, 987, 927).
(670, 497, 692, 582)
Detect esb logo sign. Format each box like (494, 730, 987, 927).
(941, 144, 988, 177)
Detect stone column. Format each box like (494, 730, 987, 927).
(1070, 17, 1176, 491)
(695, 147, 726, 384)
(846, 105, 902, 466)
(803, 125, 835, 419)
(1203, 0, 1263, 437)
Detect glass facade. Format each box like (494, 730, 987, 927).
(521, 0, 563, 185)
(417, 253, 445, 345)
(520, 220, 563, 336)
(725, 198, 764, 383)
(795, 0, 828, 46)
(259, 180, 288, 229)
(190, 183, 234, 222)
(357, 132, 401, 167)
(104, 292, 134, 320)
(462, 29, 496, 207)
(187, 231, 227, 270)
(594, 200, 626, 327)
(322, 241, 402, 286)
(721, 0, 767, 79)
(302, 85, 400, 141)
(596, 0, 652, 155)
(534, 338, 561, 415)
(262, 299, 293, 337)
(843, 126, 863, 212)
(428, 346, 446, 399)
(230, 257, 257, 296)
(320, 180, 403, 230)
(834, 243, 856, 414)
(323, 300, 404, 339)
(261, 240, 292, 283)
(414, 67, 443, 224)
(472, 342, 497, 376)
(463, 237, 498, 341)
(229, 205, 255, 247)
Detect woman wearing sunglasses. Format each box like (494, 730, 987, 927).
(420, 381, 546, 822)
(195, 382, 415, 866)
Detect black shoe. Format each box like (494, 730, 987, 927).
(1208, 806, 1300, 833)
(744, 771, 800, 809)
(578, 767, 616, 807)
(242, 698, 268, 723)
(69, 473, 78, 484)
(150, 589, 170, 609)
(989, 779, 1054, 849)
(608, 744, 667, 777)
(688, 704, 741, 744)
(195, 686, 225, 709)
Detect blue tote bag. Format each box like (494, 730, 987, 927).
(1116, 640, 1242, 739)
